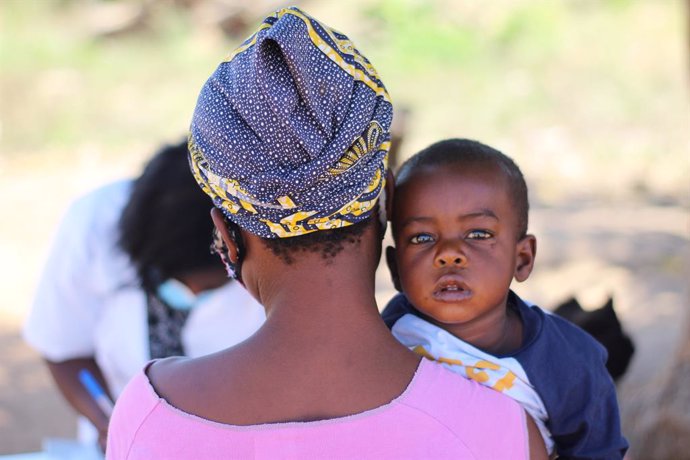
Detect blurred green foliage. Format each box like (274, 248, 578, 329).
(363, 0, 565, 70)
(1, 0, 232, 152)
(0, 0, 687, 200)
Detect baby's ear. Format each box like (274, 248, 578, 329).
(514, 234, 536, 282)
(385, 246, 402, 292)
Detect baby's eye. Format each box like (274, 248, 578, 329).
(467, 230, 493, 240)
(410, 233, 435, 244)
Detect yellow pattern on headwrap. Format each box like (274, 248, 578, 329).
(190, 134, 388, 239)
(282, 8, 390, 101)
(256, 165, 385, 238)
(261, 210, 318, 238)
(329, 121, 384, 176)
(226, 8, 390, 101)
(188, 139, 260, 215)
(277, 195, 297, 209)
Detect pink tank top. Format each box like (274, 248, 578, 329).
(106, 359, 527, 459)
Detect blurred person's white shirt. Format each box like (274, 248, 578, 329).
(23, 180, 265, 442)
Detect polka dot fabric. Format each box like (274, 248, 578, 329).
(189, 7, 393, 238)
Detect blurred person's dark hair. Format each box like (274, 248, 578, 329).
(396, 138, 529, 239)
(118, 140, 217, 292)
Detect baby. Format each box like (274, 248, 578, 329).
(382, 138, 628, 459)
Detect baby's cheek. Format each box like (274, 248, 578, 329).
(397, 275, 416, 297)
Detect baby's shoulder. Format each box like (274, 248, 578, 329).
(533, 306, 608, 361)
(519, 305, 611, 402)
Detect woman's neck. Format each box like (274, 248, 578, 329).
(258, 259, 387, 347)
(231, 224, 413, 365)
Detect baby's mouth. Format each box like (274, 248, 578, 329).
(433, 278, 471, 302)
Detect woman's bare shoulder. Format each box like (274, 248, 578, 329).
(146, 352, 249, 419)
(147, 356, 206, 403)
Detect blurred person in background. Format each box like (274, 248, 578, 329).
(23, 140, 265, 450)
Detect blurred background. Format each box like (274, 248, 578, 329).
(1, 0, 688, 457)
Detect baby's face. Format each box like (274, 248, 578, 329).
(391, 164, 526, 332)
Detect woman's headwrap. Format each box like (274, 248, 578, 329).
(189, 7, 392, 238)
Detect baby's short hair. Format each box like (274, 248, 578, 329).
(396, 138, 529, 238)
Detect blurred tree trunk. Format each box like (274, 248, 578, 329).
(632, 301, 690, 458)
(630, 3, 690, 457)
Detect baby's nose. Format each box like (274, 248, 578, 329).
(436, 255, 463, 266)
(435, 244, 466, 267)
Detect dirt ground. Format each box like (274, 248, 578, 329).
(0, 163, 687, 454)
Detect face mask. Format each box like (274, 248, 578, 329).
(156, 278, 213, 311)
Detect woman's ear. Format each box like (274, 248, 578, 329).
(385, 245, 402, 292)
(514, 234, 536, 282)
(211, 208, 239, 264)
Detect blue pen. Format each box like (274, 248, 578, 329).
(78, 369, 114, 417)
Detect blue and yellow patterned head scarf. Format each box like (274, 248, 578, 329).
(189, 7, 392, 238)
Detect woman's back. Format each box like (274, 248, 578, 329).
(145, 314, 422, 427)
(108, 358, 528, 459)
